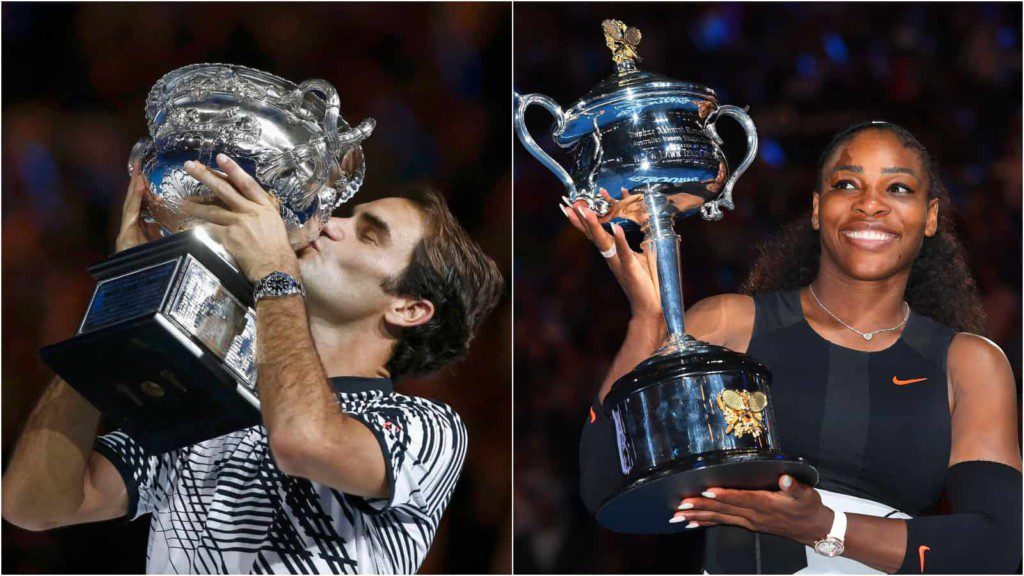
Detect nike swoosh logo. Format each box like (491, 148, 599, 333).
(893, 376, 928, 386)
(919, 545, 930, 572)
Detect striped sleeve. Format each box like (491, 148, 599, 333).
(344, 395, 468, 516)
(94, 430, 176, 521)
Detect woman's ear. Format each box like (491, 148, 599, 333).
(384, 297, 435, 329)
(924, 197, 939, 237)
(811, 192, 820, 231)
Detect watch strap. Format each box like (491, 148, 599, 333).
(827, 508, 848, 541)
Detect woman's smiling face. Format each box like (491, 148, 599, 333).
(812, 129, 939, 282)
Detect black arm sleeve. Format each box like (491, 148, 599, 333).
(579, 395, 625, 517)
(898, 460, 1022, 574)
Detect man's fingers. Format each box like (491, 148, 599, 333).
(122, 175, 145, 222)
(178, 198, 236, 225)
(184, 160, 249, 211)
(215, 154, 271, 206)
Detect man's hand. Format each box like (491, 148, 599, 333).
(179, 154, 298, 281)
(671, 474, 834, 546)
(114, 159, 161, 253)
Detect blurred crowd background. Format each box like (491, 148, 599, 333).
(2, 3, 510, 573)
(514, 3, 1021, 573)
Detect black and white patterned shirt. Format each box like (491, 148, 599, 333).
(94, 377, 467, 574)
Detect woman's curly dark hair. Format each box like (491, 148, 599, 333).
(382, 184, 504, 379)
(740, 121, 987, 335)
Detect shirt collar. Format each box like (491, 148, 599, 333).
(328, 376, 394, 395)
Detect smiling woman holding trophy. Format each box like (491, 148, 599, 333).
(515, 19, 1021, 575)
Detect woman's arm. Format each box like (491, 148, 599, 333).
(564, 200, 755, 402)
(824, 332, 1021, 573)
(676, 332, 1022, 574)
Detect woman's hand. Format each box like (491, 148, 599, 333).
(561, 188, 662, 322)
(671, 474, 834, 547)
(114, 160, 161, 253)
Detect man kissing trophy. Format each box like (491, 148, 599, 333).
(41, 64, 375, 452)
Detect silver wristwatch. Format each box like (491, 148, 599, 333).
(812, 507, 847, 557)
(253, 271, 305, 302)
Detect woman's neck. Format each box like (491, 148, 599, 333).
(808, 257, 911, 332)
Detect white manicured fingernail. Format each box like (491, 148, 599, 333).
(701, 491, 716, 499)
(781, 475, 793, 489)
(686, 521, 700, 529)
(677, 502, 694, 511)
(217, 153, 230, 164)
(669, 514, 686, 524)
(184, 160, 195, 169)
(575, 206, 586, 219)
(611, 222, 620, 234)
(561, 196, 571, 206)
(559, 204, 569, 216)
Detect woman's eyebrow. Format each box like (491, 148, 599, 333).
(881, 166, 917, 177)
(832, 164, 863, 173)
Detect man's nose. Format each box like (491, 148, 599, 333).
(320, 217, 346, 242)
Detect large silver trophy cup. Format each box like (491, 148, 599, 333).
(41, 64, 375, 453)
(515, 21, 816, 534)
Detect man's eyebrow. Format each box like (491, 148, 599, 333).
(832, 164, 863, 174)
(881, 166, 917, 177)
(356, 210, 392, 245)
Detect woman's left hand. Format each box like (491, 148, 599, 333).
(673, 475, 834, 547)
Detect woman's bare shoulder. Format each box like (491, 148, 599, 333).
(685, 294, 755, 351)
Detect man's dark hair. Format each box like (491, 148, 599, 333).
(382, 184, 504, 379)
(741, 121, 987, 334)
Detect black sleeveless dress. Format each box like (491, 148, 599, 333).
(580, 289, 957, 573)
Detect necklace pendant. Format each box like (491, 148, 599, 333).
(863, 333, 874, 341)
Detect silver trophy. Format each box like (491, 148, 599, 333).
(41, 64, 375, 453)
(515, 21, 816, 534)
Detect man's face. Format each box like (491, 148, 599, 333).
(297, 197, 426, 323)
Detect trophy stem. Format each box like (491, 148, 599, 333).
(641, 189, 688, 350)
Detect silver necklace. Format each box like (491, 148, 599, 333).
(808, 285, 910, 341)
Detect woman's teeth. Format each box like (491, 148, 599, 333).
(843, 230, 896, 241)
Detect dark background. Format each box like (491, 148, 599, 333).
(2, 2, 510, 573)
(514, 3, 1021, 573)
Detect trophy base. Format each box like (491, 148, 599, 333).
(41, 315, 260, 453)
(596, 451, 818, 534)
(40, 231, 261, 454)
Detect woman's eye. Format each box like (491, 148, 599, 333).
(888, 183, 913, 195)
(831, 180, 857, 190)
(360, 233, 378, 245)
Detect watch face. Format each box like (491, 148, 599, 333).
(814, 538, 844, 558)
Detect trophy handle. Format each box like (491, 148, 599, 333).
(294, 80, 375, 209)
(296, 80, 376, 175)
(701, 104, 758, 221)
(513, 92, 577, 197)
(296, 79, 342, 154)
